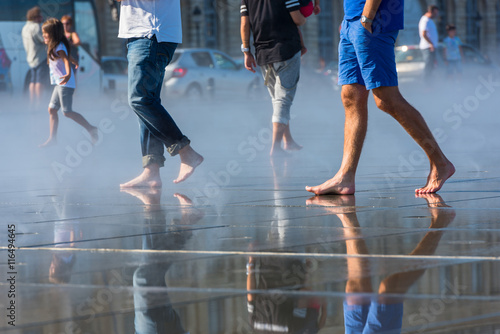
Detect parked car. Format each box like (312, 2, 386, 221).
(395, 44, 498, 82)
(100, 56, 128, 96)
(163, 48, 263, 100)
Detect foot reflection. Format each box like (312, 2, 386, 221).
(307, 194, 456, 332)
(122, 188, 203, 334)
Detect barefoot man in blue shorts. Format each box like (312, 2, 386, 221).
(306, 0, 454, 195)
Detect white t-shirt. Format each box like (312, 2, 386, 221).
(49, 43, 76, 89)
(118, 0, 182, 43)
(419, 15, 438, 50)
(21, 21, 46, 68)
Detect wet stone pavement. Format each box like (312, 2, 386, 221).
(1, 80, 500, 333)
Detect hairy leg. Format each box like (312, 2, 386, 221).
(372, 86, 455, 193)
(306, 84, 369, 195)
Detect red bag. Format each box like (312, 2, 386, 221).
(299, 1, 314, 17)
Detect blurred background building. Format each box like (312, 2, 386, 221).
(95, 0, 500, 66)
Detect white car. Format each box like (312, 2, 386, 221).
(395, 44, 498, 83)
(163, 48, 263, 100)
(100, 56, 128, 96)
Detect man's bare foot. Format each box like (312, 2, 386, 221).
(89, 126, 99, 144)
(120, 166, 162, 188)
(283, 141, 303, 151)
(306, 174, 355, 195)
(121, 188, 161, 205)
(173, 146, 203, 184)
(415, 161, 455, 194)
(39, 138, 56, 148)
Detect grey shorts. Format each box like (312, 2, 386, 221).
(261, 51, 301, 124)
(49, 85, 75, 113)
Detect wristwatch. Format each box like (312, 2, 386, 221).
(361, 15, 373, 24)
(241, 44, 250, 53)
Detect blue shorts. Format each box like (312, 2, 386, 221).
(29, 61, 49, 84)
(344, 301, 403, 333)
(338, 19, 399, 90)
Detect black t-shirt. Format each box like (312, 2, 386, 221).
(241, 0, 303, 66)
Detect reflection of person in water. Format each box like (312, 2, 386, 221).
(48, 221, 82, 284)
(307, 193, 455, 333)
(48, 194, 83, 284)
(246, 254, 327, 333)
(122, 189, 204, 334)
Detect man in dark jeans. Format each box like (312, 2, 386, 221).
(240, 0, 306, 156)
(117, 0, 203, 188)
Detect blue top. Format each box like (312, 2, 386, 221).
(443, 36, 462, 60)
(344, 0, 404, 32)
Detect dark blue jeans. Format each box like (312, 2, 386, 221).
(127, 36, 190, 167)
(133, 209, 189, 334)
(422, 48, 437, 82)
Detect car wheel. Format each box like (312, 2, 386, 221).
(185, 83, 203, 100)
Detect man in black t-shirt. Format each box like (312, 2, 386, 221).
(241, 0, 306, 156)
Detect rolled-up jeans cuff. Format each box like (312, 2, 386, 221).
(166, 136, 191, 156)
(142, 155, 166, 168)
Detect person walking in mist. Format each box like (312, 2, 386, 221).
(240, 0, 306, 156)
(306, 0, 454, 195)
(22, 6, 49, 108)
(39, 18, 98, 148)
(419, 5, 440, 82)
(117, 0, 203, 188)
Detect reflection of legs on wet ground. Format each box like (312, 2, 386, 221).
(306, 195, 455, 333)
(121, 37, 202, 188)
(125, 188, 196, 332)
(263, 52, 302, 156)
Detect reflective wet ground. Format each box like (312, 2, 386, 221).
(1, 79, 500, 333)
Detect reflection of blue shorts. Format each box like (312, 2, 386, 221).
(338, 19, 399, 90)
(344, 301, 403, 333)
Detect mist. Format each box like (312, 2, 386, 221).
(2, 53, 500, 333)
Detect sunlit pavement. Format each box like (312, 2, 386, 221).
(1, 77, 500, 333)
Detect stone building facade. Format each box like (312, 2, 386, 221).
(95, 0, 500, 64)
